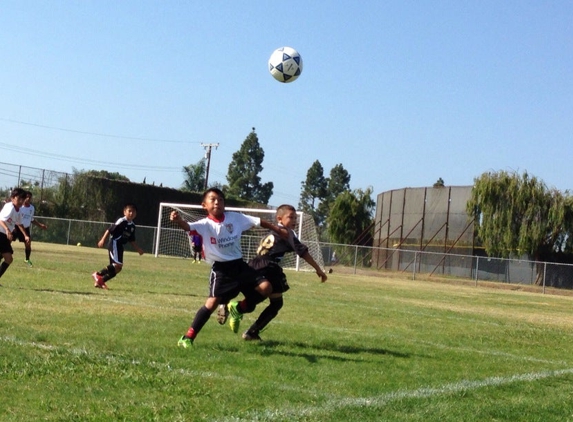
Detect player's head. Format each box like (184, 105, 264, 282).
(276, 204, 297, 229)
(24, 191, 32, 205)
(202, 188, 225, 218)
(123, 203, 137, 221)
(9, 188, 27, 207)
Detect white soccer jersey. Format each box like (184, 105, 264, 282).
(186, 212, 260, 263)
(0, 203, 22, 234)
(19, 204, 35, 228)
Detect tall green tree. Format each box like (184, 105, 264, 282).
(181, 159, 206, 192)
(225, 129, 273, 204)
(327, 188, 375, 245)
(319, 164, 351, 222)
(299, 160, 328, 226)
(467, 170, 573, 261)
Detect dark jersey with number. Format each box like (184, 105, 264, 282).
(108, 217, 136, 245)
(249, 226, 308, 270)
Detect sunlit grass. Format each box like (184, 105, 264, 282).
(1, 242, 573, 421)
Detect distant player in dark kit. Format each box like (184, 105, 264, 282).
(190, 233, 203, 263)
(13, 191, 48, 267)
(0, 188, 28, 285)
(92, 203, 144, 289)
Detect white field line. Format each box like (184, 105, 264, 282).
(217, 367, 573, 422)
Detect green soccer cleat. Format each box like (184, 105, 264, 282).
(177, 335, 193, 348)
(25, 260, 33, 267)
(227, 301, 243, 333)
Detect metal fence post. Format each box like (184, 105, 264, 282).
(475, 256, 479, 287)
(413, 251, 417, 280)
(543, 262, 547, 294)
(354, 246, 358, 274)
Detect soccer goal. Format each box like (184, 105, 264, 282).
(155, 203, 325, 271)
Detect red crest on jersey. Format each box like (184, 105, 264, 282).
(226, 223, 234, 234)
(210, 237, 216, 244)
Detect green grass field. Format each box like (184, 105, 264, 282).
(1, 242, 573, 421)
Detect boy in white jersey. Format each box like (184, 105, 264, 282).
(0, 188, 28, 285)
(170, 188, 287, 347)
(12, 191, 48, 267)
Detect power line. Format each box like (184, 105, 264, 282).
(0, 117, 198, 144)
(0, 142, 181, 172)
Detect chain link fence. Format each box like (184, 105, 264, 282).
(28, 216, 573, 294)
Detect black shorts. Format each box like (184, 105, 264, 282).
(108, 239, 124, 265)
(12, 226, 30, 242)
(0, 232, 14, 255)
(209, 259, 257, 303)
(192, 245, 202, 253)
(249, 257, 290, 294)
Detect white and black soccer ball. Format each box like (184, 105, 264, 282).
(268, 46, 303, 83)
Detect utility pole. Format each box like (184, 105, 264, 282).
(201, 143, 219, 190)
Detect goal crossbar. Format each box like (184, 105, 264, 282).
(154, 202, 324, 272)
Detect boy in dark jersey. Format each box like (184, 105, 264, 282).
(92, 203, 144, 289)
(170, 188, 288, 348)
(226, 204, 327, 340)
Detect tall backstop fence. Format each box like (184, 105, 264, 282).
(30, 216, 573, 293)
(373, 186, 475, 269)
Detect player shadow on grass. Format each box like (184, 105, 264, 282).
(22, 286, 202, 298)
(227, 339, 409, 364)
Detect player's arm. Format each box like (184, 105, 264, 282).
(130, 240, 144, 255)
(97, 229, 110, 248)
(260, 219, 289, 239)
(32, 219, 47, 230)
(0, 220, 12, 241)
(301, 251, 328, 283)
(17, 224, 30, 244)
(170, 210, 191, 231)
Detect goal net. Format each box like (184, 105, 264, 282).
(155, 203, 324, 271)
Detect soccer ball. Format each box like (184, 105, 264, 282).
(268, 47, 303, 83)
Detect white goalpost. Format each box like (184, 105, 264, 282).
(154, 203, 325, 271)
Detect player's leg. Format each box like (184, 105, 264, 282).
(24, 227, 32, 264)
(179, 263, 240, 347)
(243, 293, 284, 341)
(0, 247, 14, 280)
(227, 264, 269, 333)
(92, 241, 122, 289)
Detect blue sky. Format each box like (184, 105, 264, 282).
(1, 1, 571, 207)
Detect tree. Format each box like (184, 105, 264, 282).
(327, 188, 375, 245)
(318, 163, 351, 222)
(299, 160, 328, 226)
(327, 188, 375, 266)
(467, 170, 573, 263)
(225, 128, 273, 204)
(181, 159, 206, 192)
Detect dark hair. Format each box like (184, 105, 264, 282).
(124, 203, 138, 211)
(25, 190, 33, 198)
(10, 188, 27, 199)
(276, 204, 296, 217)
(203, 188, 225, 201)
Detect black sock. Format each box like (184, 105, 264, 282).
(251, 297, 283, 333)
(190, 306, 213, 336)
(0, 261, 10, 278)
(25, 249, 31, 260)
